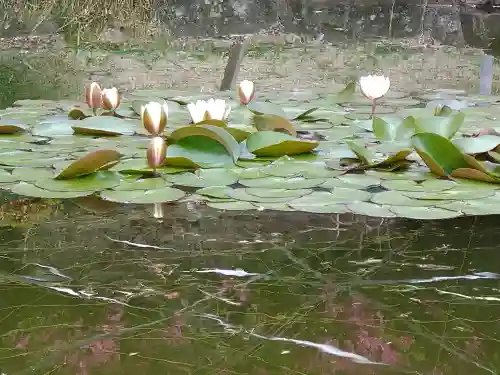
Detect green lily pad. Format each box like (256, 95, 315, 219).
(246, 101, 286, 117)
(244, 187, 312, 198)
(35, 171, 121, 192)
(206, 201, 257, 211)
(252, 114, 297, 136)
(239, 176, 325, 189)
(0, 169, 18, 183)
(166, 169, 239, 187)
(72, 116, 137, 136)
(288, 191, 351, 213)
(11, 182, 95, 198)
(100, 186, 186, 203)
(380, 179, 456, 192)
(246, 131, 318, 157)
(11, 167, 55, 182)
(227, 189, 293, 203)
(0, 119, 27, 134)
(347, 202, 396, 218)
(371, 190, 437, 207)
(169, 125, 240, 163)
(402, 189, 495, 201)
(453, 135, 500, 155)
(388, 205, 462, 220)
(196, 186, 234, 199)
(112, 177, 172, 191)
(55, 150, 122, 179)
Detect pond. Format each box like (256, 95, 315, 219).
(2, 2, 500, 374)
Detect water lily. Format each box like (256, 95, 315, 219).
(187, 100, 209, 124)
(238, 80, 255, 105)
(84, 82, 103, 114)
(101, 87, 120, 111)
(147, 136, 167, 172)
(141, 101, 168, 136)
(206, 98, 231, 121)
(359, 75, 390, 117)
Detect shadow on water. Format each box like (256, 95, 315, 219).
(0, 195, 499, 374)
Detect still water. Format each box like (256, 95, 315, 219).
(1, 2, 500, 374)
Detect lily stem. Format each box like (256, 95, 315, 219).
(370, 99, 377, 119)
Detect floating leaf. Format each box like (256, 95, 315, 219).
(409, 112, 465, 139)
(72, 116, 136, 136)
(36, 171, 121, 192)
(113, 177, 172, 191)
(294, 107, 319, 121)
(411, 132, 469, 177)
(0, 119, 27, 134)
(68, 108, 91, 120)
(55, 150, 122, 179)
(453, 135, 500, 155)
(246, 101, 286, 117)
(246, 131, 318, 157)
(347, 202, 396, 218)
(252, 114, 297, 136)
(372, 116, 414, 141)
(239, 176, 325, 189)
(388, 206, 462, 220)
(11, 182, 95, 198)
(101, 186, 186, 204)
(166, 169, 239, 188)
(169, 125, 240, 163)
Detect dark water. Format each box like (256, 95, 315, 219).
(0, 196, 499, 375)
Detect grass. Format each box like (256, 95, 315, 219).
(0, 0, 154, 43)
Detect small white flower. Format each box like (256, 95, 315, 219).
(206, 98, 231, 121)
(359, 75, 390, 100)
(238, 80, 255, 105)
(187, 100, 209, 123)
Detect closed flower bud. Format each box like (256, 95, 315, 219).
(101, 87, 120, 111)
(85, 82, 103, 109)
(238, 80, 255, 105)
(141, 101, 168, 136)
(147, 137, 167, 169)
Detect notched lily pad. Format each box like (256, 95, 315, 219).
(101, 186, 186, 204)
(0, 119, 27, 134)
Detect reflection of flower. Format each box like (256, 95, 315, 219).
(101, 87, 120, 111)
(238, 80, 255, 105)
(142, 101, 168, 136)
(359, 75, 390, 100)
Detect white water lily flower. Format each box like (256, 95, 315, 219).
(238, 80, 255, 105)
(101, 87, 120, 111)
(187, 100, 209, 123)
(141, 101, 168, 135)
(206, 98, 231, 121)
(84, 81, 102, 109)
(359, 75, 390, 100)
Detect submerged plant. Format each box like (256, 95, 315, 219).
(359, 75, 390, 118)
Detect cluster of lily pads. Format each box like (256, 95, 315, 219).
(2, 73, 500, 220)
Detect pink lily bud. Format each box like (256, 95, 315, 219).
(141, 101, 169, 136)
(147, 136, 167, 169)
(85, 82, 103, 109)
(237, 80, 255, 105)
(102, 87, 120, 111)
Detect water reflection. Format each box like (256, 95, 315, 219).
(0, 196, 499, 375)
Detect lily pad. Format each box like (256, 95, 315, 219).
(11, 182, 95, 198)
(0, 119, 27, 134)
(55, 150, 122, 179)
(72, 116, 137, 136)
(388, 205, 462, 220)
(166, 169, 239, 188)
(246, 131, 318, 157)
(100, 186, 186, 204)
(252, 114, 297, 136)
(246, 101, 286, 117)
(35, 171, 121, 192)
